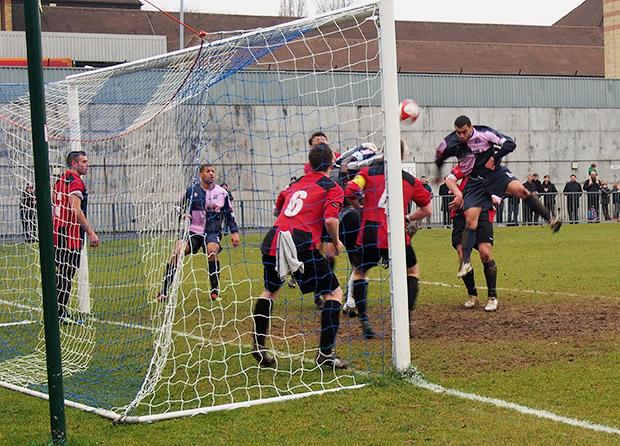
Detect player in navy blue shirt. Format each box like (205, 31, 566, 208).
(435, 115, 561, 284)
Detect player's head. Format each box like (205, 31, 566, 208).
(590, 169, 597, 177)
(532, 173, 539, 180)
(570, 174, 577, 182)
(308, 144, 334, 173)
(308, 131, 328, 147)
(544, 175, 550, 181)
(454, 115, 472, 143)
(199, 163, 216, 184)
(66, 151, 88, 175)
(290, 176, 298, 184)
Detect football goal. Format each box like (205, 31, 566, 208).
(0, 0, 410, 422)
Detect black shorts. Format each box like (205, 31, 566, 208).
(350, 242, 417, 273)
(451, 212, 494, 249)
(339, 207, 361, 252)
(262, 249, 340, 295)
(188, 232, 221, 254)
(463, 165, 518, 211)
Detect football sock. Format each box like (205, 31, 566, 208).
(461, 269, 477, 296)
(483, 260, 498, 298)
(161, 263, 176, 296)
(253, 298, 273, 346)
(319, 299, 341, 355)
(346, 271, 355, 307)
(208, 260, 220, 294)
(352, 279, 368, 319)
(524, 193, 551, 221)
(407, 276, 419, 311)
(461, 228, 477, 264)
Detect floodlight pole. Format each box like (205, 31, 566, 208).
(24, 0, 67, 442)
(179, 0, 184, 50)
(379, 0, 412, 371)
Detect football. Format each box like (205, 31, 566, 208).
(399, 99, 420, 124)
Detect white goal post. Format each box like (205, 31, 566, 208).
(0, 0, 412, 422)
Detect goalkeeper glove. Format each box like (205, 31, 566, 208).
(406, 217, 418, 237)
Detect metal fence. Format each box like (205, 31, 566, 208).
(2, 192, 619, 243)
(429, 192, 620, 228)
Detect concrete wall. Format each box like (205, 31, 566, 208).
(403, 106, 620, 192)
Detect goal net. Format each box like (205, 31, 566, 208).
(0, 1, 403, 422)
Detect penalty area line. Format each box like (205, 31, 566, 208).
(404, 373, 620, 436)
(421, 280, 619, 300)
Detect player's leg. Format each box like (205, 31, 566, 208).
(158, 239, 188, 301)
(206, 238, 222, 301)
(452, 215, 478, 307)
(506, 180, 561, 232)
(459, 206, 482, 277)
(479, 242, 498, 312)
(405, 246, 419, 338)
(307, 251, 348, 368)
(56, 247, 80, 323)
(350, 243, 380, 338)
(252, 254, 282, 367)
(340, 208, 360, 316)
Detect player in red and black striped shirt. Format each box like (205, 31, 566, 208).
(52, 151, 99, 325)
(252, 144, 348, 369)
(344, 141, 432, 338)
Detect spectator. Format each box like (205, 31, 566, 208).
(438, 179, 453, 228)
(563, 174, 582, 224)
(612, 183, 620, 220)
(19, 184, 37, 243)
(522, 174, 538, 225)
(420, 176, 433, 229)
(601, 182, 612, 221)
(541, 174, 558, 214)
(221, 182, 233, 201)
(583, 170, 602, 222)
(588, 163, 597, 175)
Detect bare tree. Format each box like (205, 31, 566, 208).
(312, 0, 356, 14)
(280, 0, 306, 17)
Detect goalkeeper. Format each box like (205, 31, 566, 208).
(344, 141, 431, 339)
(157, 164, 239, 303)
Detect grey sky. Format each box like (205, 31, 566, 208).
(141, 0, 586, 26)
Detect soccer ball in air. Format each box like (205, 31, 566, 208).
(399, 99, 420, 124)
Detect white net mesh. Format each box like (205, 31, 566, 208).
(0, 2, 396, 421)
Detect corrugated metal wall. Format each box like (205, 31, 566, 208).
(2, 69, 620, 109)
(0, 31, 167, 63)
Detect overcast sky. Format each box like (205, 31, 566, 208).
(140, 0, 586, 26)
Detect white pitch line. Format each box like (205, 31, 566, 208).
(403, 371, 620, 436)
(0, 320, 36, 328)
(421, 280, 620, 300)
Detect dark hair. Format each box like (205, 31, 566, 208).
(308, 131, 327, 146)
(66, 151, 86, 167)
(454, 115, 471, 128)
(308, 144, 333, 172)
(199, 163, 213, 173)
(290, 176, 298, 184)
